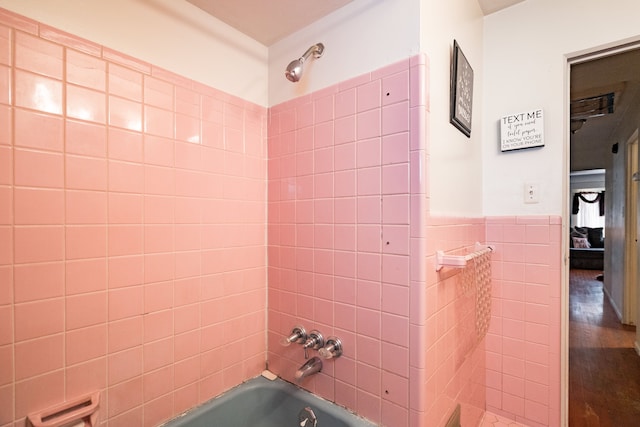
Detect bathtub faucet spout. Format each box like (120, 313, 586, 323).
(294, 356, 322, 383)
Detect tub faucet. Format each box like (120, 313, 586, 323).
(294, 356, 322, 383)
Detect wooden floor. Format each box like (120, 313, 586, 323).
(569, 269, 640, 426)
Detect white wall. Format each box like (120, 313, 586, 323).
(268, 0, 420, 107)
(0, 0, 269, 106)
(421, 0, 485, 216)
(483, 0, 640, 216)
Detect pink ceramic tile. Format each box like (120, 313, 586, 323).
(0, 345, 12, 386)
(294, 101, 313, 129)
(382, 133, 409, 165)
(108, 255, 144, 289)
(357, 196, 381, 224)
(0, 305, 11, 346)
(382, 102, 409, 136)
(14, 298, 64, 341)
(66, 291, 107, 330)
(381, 283, 409, 316)
(174, 330, 200, 362)
(15, 334, 63, 380)
(14, 148, 63, 188)
(175, 114, 201, 144)
(356, 103, 382, 141)
(314, 94, 334, 123)
(335, 88, 356, 118)
(174, 304, 199, 334)
(144, 337, 174, 373)
(175, 141, 203, 172)
(357, 80, 381, 112)
(382, 163, 409, 195)
(144, 134, 175, 167)
(109, 316, 143, 353)
(382, 341, 409, 378)
(109, 63, 142, 101)
(144, 105, 175, 138)
(109, 225, 143, 256)
(14, 187, 64, 225)
(144, 224, 174, 254)
(14, 32, 63, 79)
(382, 71, 409, 106)
(0, 266, 13, 304)
(0, 145, 11, 185)
(66, 190, 107, 224)
(14, 69, 62, 114)
(65, 154, 107, 191)
(66, 119, 107, 157)
(335, 116, 356, 145)
(144, 195, 175, 225)
(143, 310, 173, 343)
(65, 357, 107, 400)
(143, 365, 174, 403)
(109, 286, 144, 321)
(0, 65, 8, 107)
(109, 346, 143, 386)
(66, 324, 107, 365)
(14, 225, 64, 264)
(65, 225, 107, 260)
(357, 168, 381, 196)
(174, 356, 200, 389)
(107, 376, 144, 418)
(109, 192, 143, 224)
(67, 84, 106, 123)
(108, 128, 143, 162)
(14, 261, 64, 303)
(66, 48, 106, 90)
(381, 371, 408, 407)
(14, 108, 63, 151)
(14, 370, 64, 419)
(144, 75, 174, 109)
(356, 138, 381, 169)
(145, 253, 175, 283)
(66, 258, 107, 295)
(176, 86, 200, 117)
(109, 95, 142, 132)
(0, 25, 10, 66)
(109, 160, 144, 193)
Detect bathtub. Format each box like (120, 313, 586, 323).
(163, 374, 376, 427)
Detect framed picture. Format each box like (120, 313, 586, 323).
(450, 40, 473, 137)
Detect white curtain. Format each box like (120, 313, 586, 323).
(576, 194, 605, 228)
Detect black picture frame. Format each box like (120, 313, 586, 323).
(450, 40, 473, 137)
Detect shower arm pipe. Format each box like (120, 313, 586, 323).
(435, 242, 493, 272)
(299, 43, 324, 63)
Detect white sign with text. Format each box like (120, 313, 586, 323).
(500, 109, 544, 152)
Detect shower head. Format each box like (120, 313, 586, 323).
(285, 43, 325, 83)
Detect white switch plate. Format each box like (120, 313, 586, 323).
(524, 183, 539, 203)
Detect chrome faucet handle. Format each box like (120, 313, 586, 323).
(302, 330, 324, 359)
(280, 325, 307, 347)
(319, 336, 343, 359)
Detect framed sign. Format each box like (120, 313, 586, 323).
(500, 109, 544, 151)
(450, 40, 473, 137)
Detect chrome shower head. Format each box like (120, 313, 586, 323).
(285, 43, 325, 83)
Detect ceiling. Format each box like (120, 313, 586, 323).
(186, 0, 526, 46)
(570, 48, 640, 171)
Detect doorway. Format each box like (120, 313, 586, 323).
(567, 45, 640, 425)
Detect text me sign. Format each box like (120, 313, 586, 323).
(500, 109, 544, 152)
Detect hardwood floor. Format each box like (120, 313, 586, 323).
(569, 269, 640, 426)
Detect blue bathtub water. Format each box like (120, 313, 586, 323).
(163, 375, 376, 427)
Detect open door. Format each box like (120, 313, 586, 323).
(624, 133, 638, 325)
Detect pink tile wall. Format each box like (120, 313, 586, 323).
(0, 8, 266, 427)
(267, 56, 427, 426)
(415, 218, 488, 426)
(485, 216, 562, 427)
